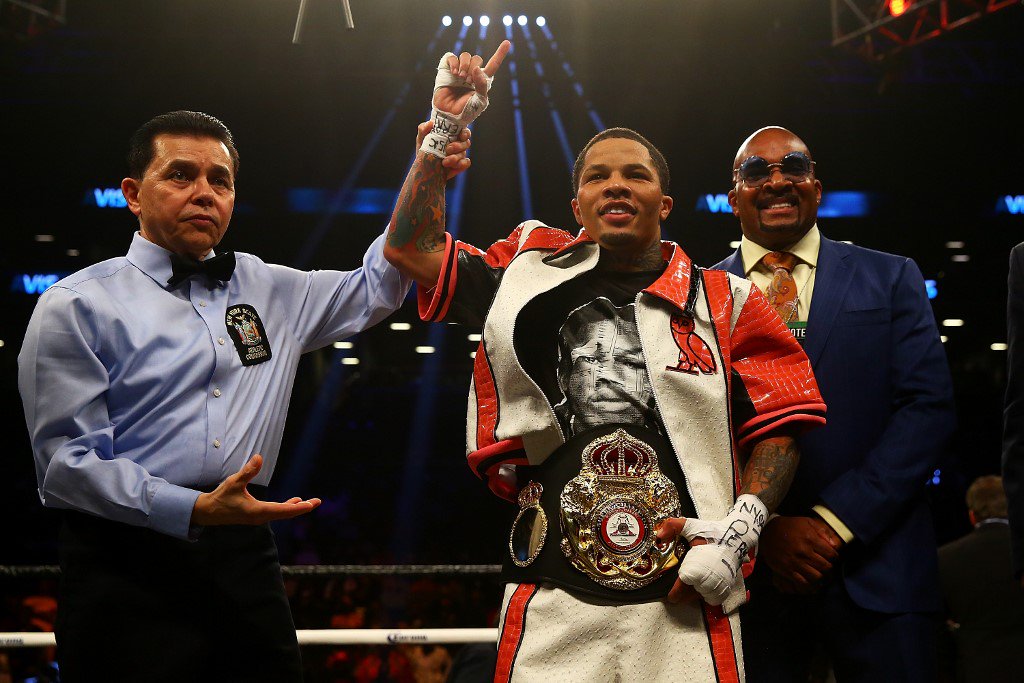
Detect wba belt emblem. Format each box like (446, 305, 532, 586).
(560, 429, 685, 591)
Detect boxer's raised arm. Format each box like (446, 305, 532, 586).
(384, 41, 509, 288)
(384, 136, 453, 287)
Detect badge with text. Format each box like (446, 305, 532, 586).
(788, 321, 807, 344)
(225, 304, 272, 366)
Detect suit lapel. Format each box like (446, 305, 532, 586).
(804, 237, 853, 366)
(719, 250, 745, 278)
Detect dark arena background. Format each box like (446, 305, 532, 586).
(1, 1, 1022, 681)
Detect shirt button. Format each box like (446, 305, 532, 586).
(213, 388, 222, 397)
(213, 439, 221, 448)
(218, 338, 226, 345)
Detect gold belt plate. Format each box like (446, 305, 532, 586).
(559, 428, 685, 591)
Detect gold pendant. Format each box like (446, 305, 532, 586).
(509, 481, 548, 567)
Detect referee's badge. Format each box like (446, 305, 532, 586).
(225, 304, 272, 367)
(559, 429, 686, 591)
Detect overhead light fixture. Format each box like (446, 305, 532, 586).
(35, 234, 55, 242)
(536, 16, 546, 27)
(729, 241, 741, 249)
(341, 357, 360, 365)
(951, 254, 970, 262)
(888, 0, 910, 18)
(992, 342, 1009, 351)
(416, 346, 436, 354)
(479, 15, 489, 26)
(945, 241, 965, 249)
(942, 319, 964, 328)
(517, 15, 527, 26)
(390, 322, 412, 331)
(333, 341, 353, 349)
(940, 336, 948, 343)
(463, 15, 473, 26)
(442, 15, 452, 26)
(503, 15, 513, 26)
(467, 333, 482, 342)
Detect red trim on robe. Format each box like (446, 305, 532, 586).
(494, 584, 539, 683)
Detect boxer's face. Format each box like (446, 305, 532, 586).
(122, 134, 235, 260)
(571, 137, 672, 255)
(728, 129, 821, 251)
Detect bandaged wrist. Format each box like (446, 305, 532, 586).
(675, 494, 768, 605)
(719, 493, 768, 559)
(420, 110, 464, 159)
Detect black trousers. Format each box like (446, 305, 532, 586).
(741, 568, 937, 683)
(56, 510, 302, 683)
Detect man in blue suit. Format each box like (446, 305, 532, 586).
(714, 126, 955, 681)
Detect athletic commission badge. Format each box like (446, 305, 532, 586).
(666, 313, 717, 375)
(559, 429, 685, 591)
(225, 304, 272, 367)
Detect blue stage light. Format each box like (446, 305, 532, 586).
(503, 15, 513, 26)
(442, 15, 452, 26)
(817, 191, 873, 218)
(12, 273, 68, 295)
(86, 187, 127, 208)
(536, 16, 546, 26)
(695, 193, 732, 214)
(999, 195, 1024, 214)
(463, 15, 472, 26)
(479, 15, 489, 26)
(517, 15, 527, 26)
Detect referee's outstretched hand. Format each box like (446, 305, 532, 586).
(191, 454, 321, 526)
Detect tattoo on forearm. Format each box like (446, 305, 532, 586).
(388, 154, 447, 253)
(739, 437, 799, 513)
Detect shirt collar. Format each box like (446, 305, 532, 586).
(740, 224, 820, 276)
(125, 231, 215, 288)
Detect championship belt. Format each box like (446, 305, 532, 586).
(559, 428, 684, 591)
(502, 424, 695, 603)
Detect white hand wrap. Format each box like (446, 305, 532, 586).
(420, 52, 494, 159)
(676, 494, 768, 605)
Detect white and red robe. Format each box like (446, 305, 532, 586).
(418, 221, 826, 682)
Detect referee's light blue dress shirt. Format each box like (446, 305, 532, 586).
(18, 230, 411, 540)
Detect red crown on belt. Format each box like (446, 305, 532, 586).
(587, 430, 655, 478)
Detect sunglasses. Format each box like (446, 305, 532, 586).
(734, 152, 815, 187)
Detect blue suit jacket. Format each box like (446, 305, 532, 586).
(715, 235, 955, 613)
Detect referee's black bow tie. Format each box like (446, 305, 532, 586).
(166, 251, 236, 288)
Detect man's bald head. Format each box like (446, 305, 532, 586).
(733, 126, 812, 169)
(728, 126, 822, 251)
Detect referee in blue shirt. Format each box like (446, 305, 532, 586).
(17, 111, 469, 682)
